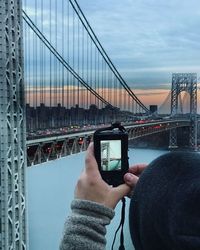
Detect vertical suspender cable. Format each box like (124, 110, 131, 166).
(101, 57, 104, 110)
(77, 12, 80, 123)
(104, 61, 106, 104)
(107, 65, 109, 104)
(28, 23, 31, 106)
(111, 73, 114, 107)
(38, 0, 43, 103)
(34, 0, 38, 108)
(72, 9, 75, 109)
(82, 24, 84, 110)
(50, 0, 52, 109)
(41, 0, 44, 104)
(94, 47, 97, 108)
(62, 0, 65, 107)
(86, 33, 89, 110)
(68, 0, 72, 125)
(55, 0, 58, 107)
(129, 89, 131, 112)
(67, 0, 70, 113)
(94, 48, 97, 123)
(39, 0, 42, 107)
(103, 58, 105, 110)
(97, 49, 100, 109)
(118, 80, 120, 112)
(90, 37, 92, 106)
(108, 68, 111, 105)
(77, 11, 80, 106)
(114, 77, 116, 108)
(25, 20, 29, 105)
(125, 87, 127, 111)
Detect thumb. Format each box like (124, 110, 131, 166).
(112, 184, 131, 205)
(124, 173, 139, 187)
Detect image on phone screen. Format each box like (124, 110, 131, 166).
(100, 140, 121, 171)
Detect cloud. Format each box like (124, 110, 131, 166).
(24, 0, 200, 115)
(135, 91, 169, 96)
(77, 0, 200, 88)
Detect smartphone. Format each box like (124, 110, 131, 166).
(94, 130, 129, 186)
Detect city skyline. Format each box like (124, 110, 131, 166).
(25, 85, 170, 110)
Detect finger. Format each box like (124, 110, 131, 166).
(86, 142, 94, 158)
(85, 142, 99, 175)
(124, 173, 139, 187)
(128, 164, 147, 176)
(112, 184, 131, 202)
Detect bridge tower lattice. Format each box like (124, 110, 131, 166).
(0, 0, 27, 249)
(169, 73, 197, 150)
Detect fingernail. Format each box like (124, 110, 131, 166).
(126, 173, 134, 181)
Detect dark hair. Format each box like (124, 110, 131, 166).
(129, 151, 200, 250)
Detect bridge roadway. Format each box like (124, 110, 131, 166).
(27, 119, 191, 166)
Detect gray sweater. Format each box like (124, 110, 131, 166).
(60, 199, 115, 250)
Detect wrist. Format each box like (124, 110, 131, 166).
(71, 199, 115, 221)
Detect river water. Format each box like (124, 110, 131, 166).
(27, 148, 168, 250)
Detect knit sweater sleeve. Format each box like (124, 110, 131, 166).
(59, 199, 115, 250)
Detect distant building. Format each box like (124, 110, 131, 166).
(149, 105, 158, 113)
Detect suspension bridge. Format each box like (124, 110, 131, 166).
(22, 0, 199, 164)
(0, 0, 199, 249)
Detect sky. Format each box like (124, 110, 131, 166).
(77, 0, 200, 90)
(24, 0, 200, 111)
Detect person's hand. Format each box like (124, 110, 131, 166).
(74, 143, 131, 209)
(124, 164, 148, 197)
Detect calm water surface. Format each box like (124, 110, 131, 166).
(27, 148, 168, 250)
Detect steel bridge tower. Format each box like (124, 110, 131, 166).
(169, 73, 197, 150)
(0, 0, 27, 249)
(101, 142, 110, 171)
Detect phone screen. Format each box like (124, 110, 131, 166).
(100, 140, 121, 171)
